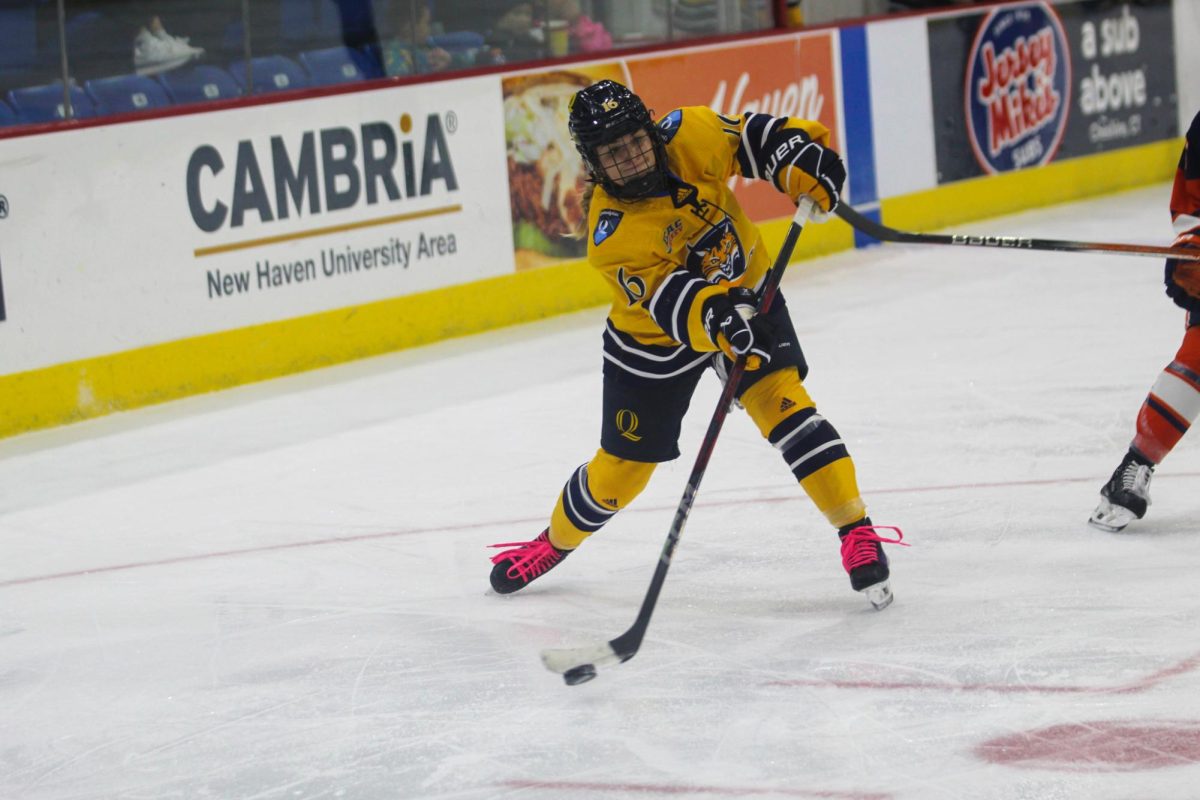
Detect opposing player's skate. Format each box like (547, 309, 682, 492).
(1089, 452, 1154, 532)
(489, 529, 571, 594)
(839, 522, 905, 610)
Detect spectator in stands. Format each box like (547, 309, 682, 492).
(133, 14, 204, 76)
(381, 1, 454, 75)
(477, 1, 545, 63)
(64, 1, 205, 78)
(547, 0, 612, 53)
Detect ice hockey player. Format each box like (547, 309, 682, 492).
(1089, 110, 1200, 532)
(488, 79, 905, 608)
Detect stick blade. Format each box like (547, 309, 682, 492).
(540, 641, 624, 675)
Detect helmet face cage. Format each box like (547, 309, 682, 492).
(569, 80, 669, 200)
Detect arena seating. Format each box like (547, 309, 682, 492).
(158, 65, 242, 105)
(229, 55, 311, 95)
(6, 83, 95, 123)
(299, 46, 382, 86)
(85, 75, 171, 115)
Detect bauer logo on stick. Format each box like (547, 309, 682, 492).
(965, 2, 1071, 175)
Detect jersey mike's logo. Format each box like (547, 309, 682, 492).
(965, 3, 1070, 175)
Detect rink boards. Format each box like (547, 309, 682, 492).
(0, 0, 1196, 438)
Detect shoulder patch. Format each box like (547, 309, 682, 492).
(657, 110, 684, 144)
(593, 209, 624, 246)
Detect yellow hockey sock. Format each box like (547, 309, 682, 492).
(549, 448, 656, 549)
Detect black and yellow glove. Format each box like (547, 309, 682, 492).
(701, 288, 775, 370)
(766, 128, 846, 214)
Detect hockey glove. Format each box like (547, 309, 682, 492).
(702, 288, 775, 370)
(769, 135, 846, 214)
(1165, 241, 1200, 313)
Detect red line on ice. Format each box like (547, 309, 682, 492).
(3, 471, 1198, 589)
(765, 650, 1200, 695)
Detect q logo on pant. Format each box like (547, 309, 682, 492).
(615, 409, 642, 442)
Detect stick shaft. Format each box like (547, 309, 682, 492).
(608, 201, 813, 662)
(835, 203, 1200, 261)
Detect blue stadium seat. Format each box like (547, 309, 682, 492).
(0, 100, 16, 127)
(299, 46, 382, 86)
(229, 55, 310, 95)
(85, 75, 171, 115)
(158, 65, 242, 104)
(6, 83, 96, 123)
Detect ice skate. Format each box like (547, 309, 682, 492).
(489, 529, 571, 594)
(839, 521, 905, 610)
(1088, 452, 1153, 532)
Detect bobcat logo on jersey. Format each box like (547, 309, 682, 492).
(594, 209, 624, 246)
(689, 217, 745, 283)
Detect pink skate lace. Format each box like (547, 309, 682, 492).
(489, 531, 566, 582)
(840, 525, 908, 572)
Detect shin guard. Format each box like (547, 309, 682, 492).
(742, 368, 867, 528)
(1132, 325, 1200, 463)
(549, 449, 656, 549)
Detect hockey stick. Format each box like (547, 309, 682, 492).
(835, 202, 1200, 261)
(541, 197, 819, 686)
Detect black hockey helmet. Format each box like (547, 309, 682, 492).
(568, 79, 669, 200)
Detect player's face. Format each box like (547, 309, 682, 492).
(595, 129, 657, 187)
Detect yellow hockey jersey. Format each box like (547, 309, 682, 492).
(586, 106, 829, 380)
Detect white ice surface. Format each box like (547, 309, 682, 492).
(2, 185, 1199, 799)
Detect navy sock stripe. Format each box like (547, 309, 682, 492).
(1146, 395, 1191, 434)
(778, 417, 839, 461)
(1167, 359, 1200, 390)
(562, 466, 616, 532)
(768, 407, 818, 448)
(788, 442, 850, 480)
(774, 417, 850, 480)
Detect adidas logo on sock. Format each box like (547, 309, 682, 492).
(604, 498, 619, 509)
(779, 398, 796, 412)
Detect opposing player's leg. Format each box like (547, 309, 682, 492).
(489, 362, 705, 594)
(1090, 316, 1200, 531)
(734, 295, 905, 608)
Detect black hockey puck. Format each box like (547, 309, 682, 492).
(563, 664, 597, 686)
